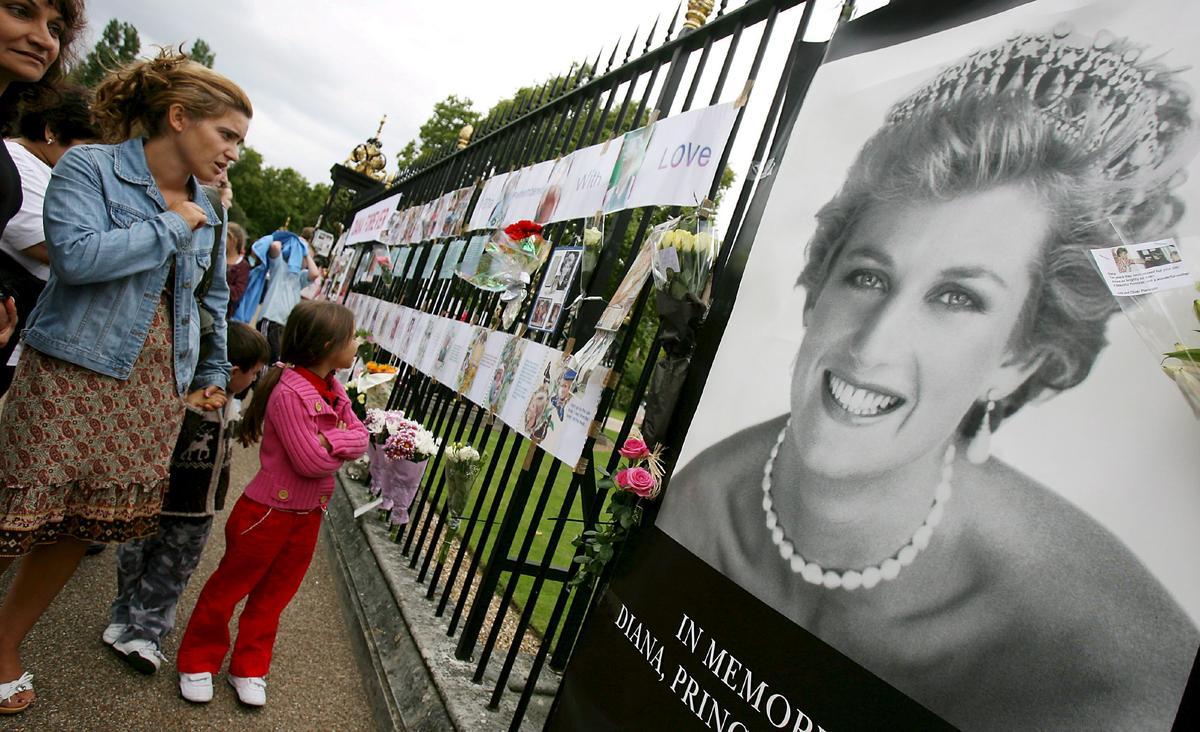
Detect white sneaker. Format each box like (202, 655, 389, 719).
(228, 675, 267, 706)
(101, 623, 125, 645)
(179, 672, 213, 703)
(112, 637, 166, 674)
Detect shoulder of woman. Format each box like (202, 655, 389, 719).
(52, 144, 110, 177)
(658, 416, 787, 534)
(958, 459, 1197, 662)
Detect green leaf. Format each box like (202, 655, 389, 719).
(1164, 348, 1200, 363)
(619, 511, 634, 529)
(572, 555, 589, 564)
(598, 544, 614, 561)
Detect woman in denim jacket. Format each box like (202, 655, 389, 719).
(0, 50, 251, 713)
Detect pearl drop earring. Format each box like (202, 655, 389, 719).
(966, 391, 999, 465)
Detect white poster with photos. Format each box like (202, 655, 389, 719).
(528, 246, 582, 332)
(502, 160, 557, 223)
(534, 355, 609, 466)
(656, 1, 1200, 729)
(496, 340, 558, 439)
(541, 141, 623, 223)
(466, 171, 515, 232)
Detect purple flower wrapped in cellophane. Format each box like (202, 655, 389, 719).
(368, 441, 429, 525)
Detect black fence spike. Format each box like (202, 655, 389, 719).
(624, 28, 639, 65)
(604, 36, 621, 73)
(644, 15, 660, 54)
(716, 0, 731, 19)
(588, 46, 603, 80)
(665, 2, 683, 40)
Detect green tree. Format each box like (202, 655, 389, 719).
(227, 147, 329, 238)
(188, 38, 215, 68)
(394, 95, 480, 170)
(72, 18, 140, 88)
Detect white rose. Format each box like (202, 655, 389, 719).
(583, 227, 602, 247)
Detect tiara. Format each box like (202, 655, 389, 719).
(886, 24, 1195, 184)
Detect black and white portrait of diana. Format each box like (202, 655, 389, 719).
(658, 1, 1200, 729)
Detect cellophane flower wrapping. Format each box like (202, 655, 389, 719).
(438, 443, 484, 562)
(346, 366, 398, 422)
(363, 410, 440, 524)
(460, 220, 552, 326)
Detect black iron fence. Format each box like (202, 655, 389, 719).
(332, 1, 821, 727)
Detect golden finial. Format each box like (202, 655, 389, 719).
(281, 215, 291, 231)
(683, 0, 714, 30)
(344, 115, 390, 182)
(457, 124, 474, 150)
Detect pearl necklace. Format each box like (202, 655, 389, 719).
(761, 422, 954, 590)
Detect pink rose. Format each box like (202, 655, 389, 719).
(618, 438, 651, 461)
(615, 467, 656, 498)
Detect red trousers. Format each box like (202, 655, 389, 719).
(177, 495, 323, 677)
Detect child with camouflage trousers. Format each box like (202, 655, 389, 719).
(104, 322, 270, 674)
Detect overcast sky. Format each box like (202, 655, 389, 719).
(84, 0, 718, 185)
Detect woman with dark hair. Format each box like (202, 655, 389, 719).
(0, 84, 96, 395)
(0, 0, 84, 352)
(660, 28, 1199, 729)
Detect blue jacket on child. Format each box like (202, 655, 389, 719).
(24, 139, 230, 394)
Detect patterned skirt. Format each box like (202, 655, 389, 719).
(0, 298, 186, 557)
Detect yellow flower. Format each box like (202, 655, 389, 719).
(357, 394, 367, 404)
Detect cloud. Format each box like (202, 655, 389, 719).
(84, 0, 681, 184)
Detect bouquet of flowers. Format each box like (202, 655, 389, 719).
(355, 327, 376, 365)
(437, 442, 484, 562)
(362, 409, 440, 525)
(345, 360, 399, 421)
(460, 220, 553, 327)
(642, 202, 721, 448)
(650, 206, 718, 301)
(569, 434, 663, 588)
(581, 221, 603, 281)
(1162, 297, 1200, 417)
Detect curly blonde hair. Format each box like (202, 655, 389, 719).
(91, 48, 252, 143)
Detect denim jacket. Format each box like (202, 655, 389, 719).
(24, 139, 230, 394)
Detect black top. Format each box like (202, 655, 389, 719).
(0, 140, 21, 239)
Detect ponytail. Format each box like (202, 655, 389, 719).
(238, 301, 356, 446)
(238, 364, 283, 446)
(92, 47, 253, 144)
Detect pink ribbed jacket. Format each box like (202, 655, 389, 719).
(242, 368, 369, 511)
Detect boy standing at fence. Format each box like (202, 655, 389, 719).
(104, 323, 271, 673)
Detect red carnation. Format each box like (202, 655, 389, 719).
(504, 220, 543, 241)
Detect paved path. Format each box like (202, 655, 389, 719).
(0, 443, 375, 731)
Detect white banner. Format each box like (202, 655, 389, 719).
(347, 192, 402, 245)
(541, 141, 622, 223)
(622, 102, 738, 210)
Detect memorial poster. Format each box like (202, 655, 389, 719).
(553, 1, 1200, 729)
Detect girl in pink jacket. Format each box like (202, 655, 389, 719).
(176, 301, 368, 707)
